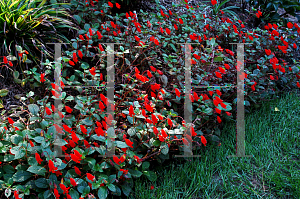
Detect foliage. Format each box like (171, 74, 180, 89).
(245, 0, 300, 25)
(0, 0, 78, 67)
(1, 0, 300, 199)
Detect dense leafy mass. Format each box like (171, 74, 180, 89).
(1, 0, 300, 198)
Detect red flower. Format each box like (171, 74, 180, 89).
(150, 185, 154, 190)
(211, 0, 217, 6)
(182, 138, 189, 146)
(175, 88, 180, 97)
(167, 118, 173, 127)
(193, 92, 199, 101)
(150, 113, 157, 123)
(113, 155, 120, 165)
(29, 140, 34, 147)
(287, 22, 293, 29)
(226, 112, 232, 116)
(191, 126, 197, 136)
(217, 116, 222, 123)
(108, 1, 113, 8)
(3, 56, 8, 64)
(35, 153, 43, 164)
(74, 166, 81, 176)
(265, 49, 272, 56)
(54, 188, 60, 198)
(71, 153, 81, 163)
(99, 44, 104, 51)
(270, 75, 275, 80)
(215, 108, 221, 114)
(216, 89, 222, 96)
(215, 71, 222, 79)
(70, 178, 77, 187)
(69, 60, 75, 66)
(79, 35, 84, 40)
(60, 183, 70, 194)
(161, 129, 168, 138)
(145, 104, 153, 112)
(89, 67, 96, 75)
(14, 190, 21, 199)
(48, 160, 58, 173)
(87, 173, 95, 181)
(157, 69, 163, 75)
(201, 135, 207, 146)
(179, 18, 183, 24)
(134, 35, 140, 42)
(71, 131, 79, 144)
(218, 67, 226, 74)
(125, 139, 133, 148)
(65, 106, 73, 113)
(78, 50, 83, 59)
(166, 28, 171, 35)
(8, 61, 13, 66)
(80, 125, 87, 134)
(153, 126, 159, 136)
(293, 43, 297, 49)
(116, 3, 121, 9)
(8, 117, 14, 125)
(220, 102, 227, 109)
(129, 105, 134, 117)
(174, 24, 178, 30)
(40, 73, 46, 83)
(297, 82, 300, 88)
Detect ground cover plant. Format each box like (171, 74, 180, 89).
(0, 0, 300, 198)
(132, 89, 300, 198)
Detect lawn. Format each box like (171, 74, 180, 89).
(131, 89, 300, 199)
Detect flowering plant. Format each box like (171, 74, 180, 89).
(1, 0, 300, 198)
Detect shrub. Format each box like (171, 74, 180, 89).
(244, 0, 300, 26)
(1, 0, 300, 198)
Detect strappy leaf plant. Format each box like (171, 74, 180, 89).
(0, 0, 78, 66)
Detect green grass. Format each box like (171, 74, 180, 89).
(129, 90, 300, 199)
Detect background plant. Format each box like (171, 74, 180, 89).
(1, 0, 300, 198)
(244, 0, 300, 26)
(0, 0, 78, 80)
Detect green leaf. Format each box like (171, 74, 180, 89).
(43, 190, 51, 198)
(35, 178, 48, 188)
(127, 127, 136, 136)
(128, 169, 143, 177)
(127, 116, 133, 124)
(73, 15, 81, 24)
(69, 189, 79, 199)
(33, 136, 44, 143)
(85, 157, 96, 169)
(82, 117, 93, 126)
(214, 56, 223, 62)
(98, 186, 108, 199)
(142, 161, 150, 170)
(14, 149, 26, 159)
(0, 89, 9, 97)
(160, 143, 169, 155)
(107, 127, 116, 138)
(27, 166, 47, 176)
(115, 141, 128, 148)
(3, 165, 15, 174)
(13, 171, 32, 182)
(108, 184, 116, 192)
(28, 104, 39, 115)
(121, 183, 132, 196)
(11, 135, 23, 145)
(144, 171, 157, 182)
(152, 140, 161, 147)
